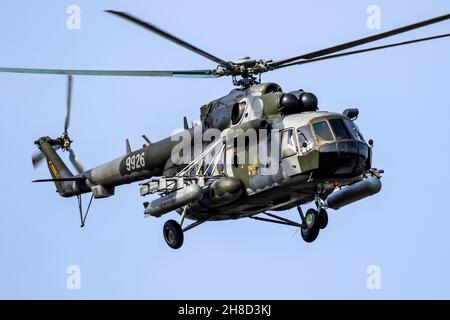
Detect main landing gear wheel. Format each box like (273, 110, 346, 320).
(318, 209, 328, 229)
(163, 219, 184, 249)
(301, 209, 320, 243)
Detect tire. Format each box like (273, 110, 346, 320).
(301, 209, 320, 243)
(163, 220, 184, 249)
(300, 222, 320, 243)
(318, 209, 328, 229)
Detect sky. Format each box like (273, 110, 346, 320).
(0, 0, 449, 299)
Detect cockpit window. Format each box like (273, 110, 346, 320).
(343, 119, 364, 141)
(297, 125, 314, 152)
(329, 118, 350, 140)
(280, 129, 297, 158)
(313, 121, 334, 143)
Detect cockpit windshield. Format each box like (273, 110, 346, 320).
(310, 118, 365, 144)
(343, 118, 364, 141)
(329, 118, 350, 140)
(312, 121, 334, 143)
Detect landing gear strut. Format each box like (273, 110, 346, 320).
(314, 192, 328, 230)
(77, 193, 93, 228)
(250, 204, 328, 244)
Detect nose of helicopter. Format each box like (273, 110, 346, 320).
(318, 141, 370, 177)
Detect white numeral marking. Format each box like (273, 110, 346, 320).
(125, 153, 146, 172)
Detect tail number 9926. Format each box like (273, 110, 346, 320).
(125, 152, 146, 172)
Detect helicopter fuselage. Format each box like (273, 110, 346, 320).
(35, 82, 379, 224)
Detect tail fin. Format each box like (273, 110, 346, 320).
(35, 137, 75, 196)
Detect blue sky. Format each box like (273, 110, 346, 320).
(0, 0, 449, 299)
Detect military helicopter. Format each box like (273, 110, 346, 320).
(1, 11, 449, 249)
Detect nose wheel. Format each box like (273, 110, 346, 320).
(318, 208, 328, 229)
(300, 208, 320, 243)
(297, 200, 328, 243)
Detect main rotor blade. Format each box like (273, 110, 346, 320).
(64, 74, 72, 134)
(106, 10, 229, 66)
(271, 13, 450, 67)
(277, 33, 450, 68)
(0, 68, 219, 78)
(69, 148, 85, 174)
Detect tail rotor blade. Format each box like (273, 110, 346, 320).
(32, 151, 46, 168)
(64, 74, 73, 134)
(69, 148, 85, 174)
(32, 145, 61, 168)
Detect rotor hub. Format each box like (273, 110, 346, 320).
(60, 133, 73, 151)
(213, 58, 274, 87)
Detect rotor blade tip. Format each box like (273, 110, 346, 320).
(105, 10, 121, 15)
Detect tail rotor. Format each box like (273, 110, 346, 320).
(32, 74, 84, 173)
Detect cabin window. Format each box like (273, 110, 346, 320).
(297, 125, 314, 153)
(313, 121, 334, 143)
(329, 118, 350, 140)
